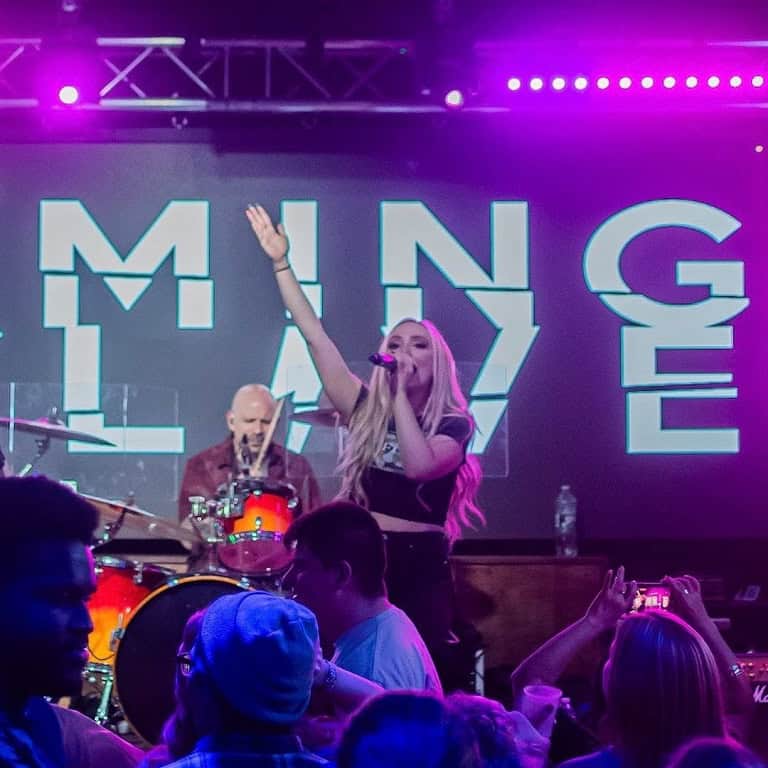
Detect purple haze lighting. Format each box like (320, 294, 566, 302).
(756, 145, 765, 153)
(530, 77, 544, 91)
(444, 89, 464, 108)
(574, 76, 588, 91)
(707, 75, 720, 88)
(596, 76, 610, 90)
(730, 75, 743, 88)
(619, 76, 632, 89)
(552, 76, 566, 91)
(663, 76, 676, 89)
(685, 76, 698, 88)
(640, 76, 654, 89)
(752, 75, 765, 87)
(57, 85, 79, 105)
(507, 77, 522, 91)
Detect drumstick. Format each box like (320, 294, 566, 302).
(251, 396, 286, 477)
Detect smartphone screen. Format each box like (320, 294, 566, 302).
(632, 584, 671, 612)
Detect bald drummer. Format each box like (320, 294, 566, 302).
(178, 384, 321, 522)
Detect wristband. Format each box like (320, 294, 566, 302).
(321, 661, 338, 691)
(274, 264, 291, 273)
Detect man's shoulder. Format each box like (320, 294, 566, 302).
(186, 438, 231, 466)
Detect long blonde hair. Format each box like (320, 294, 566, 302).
(337, 319, 484, 543)
(604, 611, 726, 768)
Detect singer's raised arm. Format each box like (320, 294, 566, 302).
(246, 204, 361, 421)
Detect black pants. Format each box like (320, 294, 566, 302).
(383, 531, 455, 650)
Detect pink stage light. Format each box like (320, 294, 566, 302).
(756, 145, 765, 153)
(685, 76, 699, 88)
(574, 76, 588, 91)
(707, 75, 720, 88)
(530, 77, 544, 91)
(596, 76, 610, 90)
(618, 76, 632, 89)
(729, 75, 743, 88)
(663, 76, 676, 89)
(640, 76, 654, 89)
(507, 77, 522, 92)
(444, 89, 464, 108)
(552, 76, 566, 91)
(752, 75, 765, 87)
(57, 85, 80, 105)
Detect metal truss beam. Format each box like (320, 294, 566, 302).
(1, 36, 767, 114)
(0, 36, 431, 113)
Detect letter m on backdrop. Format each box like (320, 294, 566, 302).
(39, 200, 212, 453)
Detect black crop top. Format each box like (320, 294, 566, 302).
(352, 387, 471, 526)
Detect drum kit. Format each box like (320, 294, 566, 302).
(0, 407, 335, 745)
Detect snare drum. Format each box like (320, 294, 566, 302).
(114, 574, 252, 745)
(215, 478, 297, 576)
(87, 556, 172, 670)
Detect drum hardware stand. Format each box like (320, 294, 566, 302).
(93, 670, 115, 726)
(17, 434, 51, 477)
(17, 407, 61, 477)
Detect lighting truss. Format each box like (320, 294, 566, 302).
(1, 36, 767, 114)
(0, 36, 445, 113)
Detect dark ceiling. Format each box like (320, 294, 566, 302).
(1, 0, 766, 42)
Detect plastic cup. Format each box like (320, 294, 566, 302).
(519, 684, 562, 738)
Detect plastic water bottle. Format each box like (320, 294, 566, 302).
(555, 485, 578, 557)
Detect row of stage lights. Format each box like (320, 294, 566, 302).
(505, 74, 766, 92)
(444, 73, 767, 108)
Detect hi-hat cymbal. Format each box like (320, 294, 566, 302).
(290, 408, 340, 428)
(0, 416, 116, 447)
(81, 493, 198, 545)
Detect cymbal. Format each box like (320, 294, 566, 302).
(290, 408, 340, 428)
(0, 416, 116, 447)
(81, 493, 198, 545)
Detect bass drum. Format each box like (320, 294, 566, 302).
(114, 574, 251, 745)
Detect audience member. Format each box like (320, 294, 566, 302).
(0, 476, 142, 768)
(284, 501, 441, 696)
(139, 609, 206, 768)
(161, 590, 328, 767)
(667, 738, 765, 768)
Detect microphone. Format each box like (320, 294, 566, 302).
(368, 353, 397, 372)
(239, 435, 252, 471)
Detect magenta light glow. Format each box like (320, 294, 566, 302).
(730, 75, 743, 88)
(618, 76, 632, 89)
(707, 75, 720, 88)
(574, 76, 588, 91)
(663, 76, 676, 89)
(530, 77, 544, 91)
(640, 76, 654, 89)
(596, 76, 610, 90)
(686, 76, 699, 88)
(551, 76, 566, 91)
(752, 75, 765, 87)
(507, 77, 522, 91)
(57, 85, 80, 105)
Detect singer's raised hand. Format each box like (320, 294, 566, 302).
(246, 204, 289, 263)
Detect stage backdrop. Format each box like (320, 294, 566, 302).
(0, 114, 765, 539)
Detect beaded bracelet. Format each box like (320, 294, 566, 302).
(322, 661, 338, 691)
